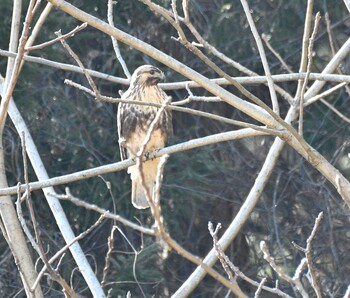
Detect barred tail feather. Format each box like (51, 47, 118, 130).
(128, 159, 159, 209)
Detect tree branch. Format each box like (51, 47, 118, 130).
(0, 128, 268, 196)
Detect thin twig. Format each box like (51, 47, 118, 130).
(171, 0, 179, 23)
(25, 3, 53, 49)
(56, 30, 100, 98)
(20, 132, 38, 249)
(101, 226, 117, 288)
(320, 98, 350, 124)
(208, 222, 247, 297)
(262, 34, 293, 73)
(260, 241, 309, 297)
(135, 97, 170, 211)
(254, 278, 267, 298)
(32, 214, 107, 291)
(50, 188, 155, 236)
(15, 186, 77, 297)
(305, 212, 323, 298)
(325, 13, 350, 96)
(298, 12, 321, 136)
(107, 0, 131, 78)
(240, 0, 279, 114)
(295, 0, 315, 104)
(305, 82, 348, 106)
(25, 23, 87, 52)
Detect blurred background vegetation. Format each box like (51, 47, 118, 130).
(0, 0, 350, 297)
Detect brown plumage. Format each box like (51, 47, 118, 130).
(117, 65, 172, 209)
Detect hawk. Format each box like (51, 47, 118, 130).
(117, 65, 173, 209)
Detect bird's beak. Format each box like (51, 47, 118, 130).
(153, 71, 165, 84)
(158, 71, 165, 82)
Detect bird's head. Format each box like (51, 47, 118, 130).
(130, 65, 165, 87)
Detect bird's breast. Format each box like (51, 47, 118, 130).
(128, 128, 167, 156)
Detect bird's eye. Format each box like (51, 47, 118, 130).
(150, 70, 155, 75)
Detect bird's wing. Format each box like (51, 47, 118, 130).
(117, 93, 138, 161)
(160, 89, 173, 140)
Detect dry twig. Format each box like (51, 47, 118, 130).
(107, 0, 131, 78)
(56, 31, 100, 97)
(25, 23, 87, 52)
(240, 0, 279, 114)
(208, 222, 247, 297)
(305, 212, 323, 298)
(298, 12, 321, 136)
(260, 241, 309, 297)
(262, 34, 294, 73)
(51, 188, 155, 235)
(32, 214, 107, 291)
(102, 226, 117, 288)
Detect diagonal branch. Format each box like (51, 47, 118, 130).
(240, 0, 279, 114)
(107, 0, 131, 78)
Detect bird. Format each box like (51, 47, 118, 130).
(117, 65, 173, 209)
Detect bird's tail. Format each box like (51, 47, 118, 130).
(128, 159, 160, 209)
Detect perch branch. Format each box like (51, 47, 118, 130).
(0, 128, 269, 196)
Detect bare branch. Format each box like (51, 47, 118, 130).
(107, 0, 131, 78)
(208, 222, 247, 297)
(240, 0, 279, 114)
(0, 0, 36, 131)
(102, 226, 117, 288)
(260, 241, 309, 297)
(25, 23, 87, 52)
(32, 214, 107, 291)
(0, 128, 268, 196)
(320, 98, 350, 124)
(295, 0, 315, 102)
(254, 278, 267, 298)
(262, 34, 293, 73)
(299, 12, 321, 136)
(305, 82, 348, 106)
(56, 30, 101, 98)
(2, 49, 350, 88)
(305, 212, 323, 298)
(50, 188, 155, 236)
